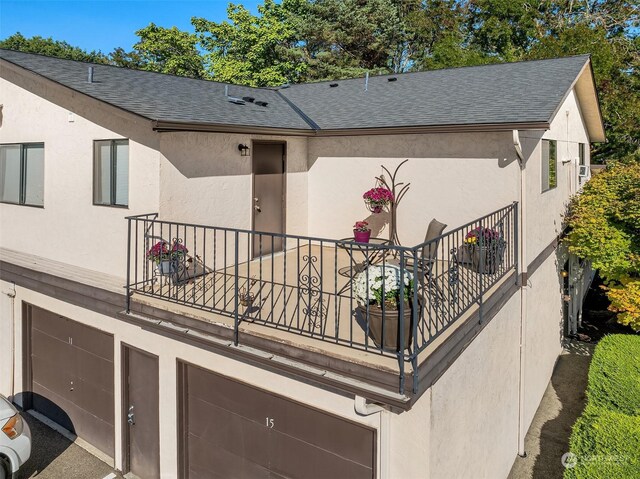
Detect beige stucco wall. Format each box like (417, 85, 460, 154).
(0, 75, 160, 279)
(520, 90, 590, 266)
(428, 292, 521, 479)
(158, 132, 308, 238)
(307, 132, 520, 246)
(522, 253, 565, 430)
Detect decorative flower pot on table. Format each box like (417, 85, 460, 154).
(353, 230, 371, 243)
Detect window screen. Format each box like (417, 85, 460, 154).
(0, 143, 44, 206)
(94, 139, 129, 206)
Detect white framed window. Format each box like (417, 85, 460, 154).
(578, 143, 586, 167)
(0, 143, 44, 206)
(93, 139, 129, 207)
(541, 139, 557, 192)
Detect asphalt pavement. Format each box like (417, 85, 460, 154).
(14, 413, 123, 479)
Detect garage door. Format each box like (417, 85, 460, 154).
(24, 304, 114, 457)
(178, 362, 376, 479)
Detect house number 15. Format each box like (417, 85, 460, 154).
(265, 417, 274, 428)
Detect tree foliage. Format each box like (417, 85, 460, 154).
(566, 163, 640, 330)
(118, 23, 206, 78)
(192, 0, 306, 86)
(0, 32, 108, 63)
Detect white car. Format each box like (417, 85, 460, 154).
(0, 395, 31, 479)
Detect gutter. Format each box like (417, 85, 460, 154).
(152, 119, 550, 138)
(513, 130, 528, 458)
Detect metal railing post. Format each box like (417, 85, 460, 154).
(234, 230, 240, 346)
(478, 225, 484, 324)
(397, 250, 406, 394)
(514, 202, 519, 283)
(126, 216, 132, 313)
(411, 246, 419, 394)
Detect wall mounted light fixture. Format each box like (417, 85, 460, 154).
(238, 144, 250, 156)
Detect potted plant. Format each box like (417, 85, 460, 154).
(353, 221, 371, 243)
(464, 226, 505, 274)
(146, 240, 188, 275)
(353, 264, 416, 351)
(363, 187, 394, 213)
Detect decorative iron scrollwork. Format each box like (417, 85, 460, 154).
(299, 254, 326, 331)
(448, 247, 460, 303)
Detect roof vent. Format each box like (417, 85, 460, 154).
(329, 83, 338, 88)
(280, 84, 290, 89)
(387, 77, 397, 82)
(242, 96, 255, 103)
(228, 97, 246, 105)
(255, 101, 269, 107)
(87, 66, 94, 83)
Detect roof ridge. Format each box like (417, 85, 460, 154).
(282, 54, 592, 88)
(0, 48, 274, 92)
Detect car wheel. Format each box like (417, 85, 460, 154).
(0, 455, 11, 479)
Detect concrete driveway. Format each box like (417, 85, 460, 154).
(14, 413, 123, 479)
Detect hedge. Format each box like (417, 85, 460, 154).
(564, 409, 640, 479)
(564, 335, 640, 479)
(587, 335, 640, 416)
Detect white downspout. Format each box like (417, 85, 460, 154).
(2, 282, 16, 398)
(354, 396, 389, 477)
(513, 130, 528, 457)
(354, 395, 384, 416)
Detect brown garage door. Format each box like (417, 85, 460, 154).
(24, 304, 114, 457)
(178, 362, 376, 479)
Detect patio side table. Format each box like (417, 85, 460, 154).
(336, 237, 390, 278)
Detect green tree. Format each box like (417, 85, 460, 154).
(467, 0, 548, 62)
(0, 32, 108, 63)
(407, 0, 492, 70)
(118, 23, 207, 78)
(295, 0, 410, 80)
(193, 0, 306, 86)
(565, 163, 640, 330)
(527, 25, 639, 163)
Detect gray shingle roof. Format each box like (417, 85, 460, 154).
(280, 55, 590, 130)
(0, 49, 590, 132)
(0, 49, 312, 130)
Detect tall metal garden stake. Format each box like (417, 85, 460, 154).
(376, 159, 410, 247)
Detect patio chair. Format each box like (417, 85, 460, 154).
(411, 218, 447, 305)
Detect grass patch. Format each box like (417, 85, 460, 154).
(564, 335, 640, 479)
(587, 335, 640, 416)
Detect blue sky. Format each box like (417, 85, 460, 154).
(0, 0, 260, 53)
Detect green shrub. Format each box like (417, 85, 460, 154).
(564, 408, 640, 479)
(587, 335, 640, 416)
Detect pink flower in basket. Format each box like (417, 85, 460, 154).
(363, 187, 394, 213)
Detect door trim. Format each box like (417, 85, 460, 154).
(121, 343, 160, 476)
(251, 140, 287, 258)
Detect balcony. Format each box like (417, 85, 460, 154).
(126, 203, 518, 395)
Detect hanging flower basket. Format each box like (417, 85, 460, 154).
(363, 187, 394, 214)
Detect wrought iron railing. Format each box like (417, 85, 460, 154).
(126, 203, 518, 394)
